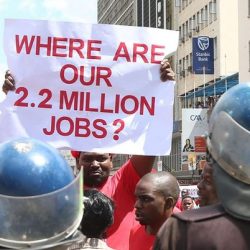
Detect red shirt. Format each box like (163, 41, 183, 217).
(175, 197, 183, 210)
(129, 224, 155, 250)
(128, 206, 181, 250)
(85, 160, 140, 250)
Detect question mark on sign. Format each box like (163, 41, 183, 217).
(112, 119, 125, 140)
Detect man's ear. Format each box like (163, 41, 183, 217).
(164, 197, 175, 210)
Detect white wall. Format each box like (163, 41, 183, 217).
(238, 0, 250, 83)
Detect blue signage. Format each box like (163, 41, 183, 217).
(192, 36, 214, 74)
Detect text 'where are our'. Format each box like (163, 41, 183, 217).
(15, 35, 166, 64)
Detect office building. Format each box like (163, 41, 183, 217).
(97, 0, 250, 183)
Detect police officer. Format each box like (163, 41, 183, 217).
(0, 137, 85, 249)
(154, 83, 250, 250)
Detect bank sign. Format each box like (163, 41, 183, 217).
(192, 36, 214, 74)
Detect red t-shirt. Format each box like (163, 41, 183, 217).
(175, 197, 183, 210)
(129, 224, 155, 250)
(128, 206, 181, 250)
(85, 160, 140, 250)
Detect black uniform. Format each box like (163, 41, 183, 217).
(154, 204, 250, 250)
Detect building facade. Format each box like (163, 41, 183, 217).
(97, 0, 180, 173)
(238, 0, 250, 83)
(98, 0, 172, 28)
(97, 0, 250, 183)
(98, 0, 136, 25)
(175, 0, 239, 114)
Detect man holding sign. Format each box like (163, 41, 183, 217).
(3, 58, 174, 250)
(1, 19, 178, 249)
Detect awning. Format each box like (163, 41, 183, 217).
(181, 73, 239, 99)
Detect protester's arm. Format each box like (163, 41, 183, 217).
(130, 155, 155, 177)
(2, 70, 15, 94)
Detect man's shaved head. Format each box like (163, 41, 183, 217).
(134, 171, 180, 234)
(139, 171, 180, 203)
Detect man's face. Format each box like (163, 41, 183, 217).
(134, 179, 166, 228)
(197, 163, 218, 206)
(77, 152, 113, 187)
(182, 197, 194, 210)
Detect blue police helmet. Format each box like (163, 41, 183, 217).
(0, 137, 83, 249)
(207, 83, 250, 220)
(209, 83, 250, 132)
(0, 137, 74, 196)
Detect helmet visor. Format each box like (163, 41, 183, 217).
(0, 169, 83, 249)
(207, 111, 250, 184)
(214, 163, 250, 221)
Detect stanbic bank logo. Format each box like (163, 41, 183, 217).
(198, 36, 209, 51)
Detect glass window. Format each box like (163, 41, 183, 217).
(209, 1, 217, 22)
(197, 11, 202, 24)
(185, 21, 189, 39)
(188, 18, 193, 37)
(182, 23, 185, 42)
(189, 53, 193, 72)
(248, 0, 250, 16)
(137, 0, 143, 26)
(178, 60, 182, 74)
(203, 5, 208, 26)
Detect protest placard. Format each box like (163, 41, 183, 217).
(0, 19, 178, 155)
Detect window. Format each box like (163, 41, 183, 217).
(181, 58, 186, 78)
(179, 26, 182, 43)
(200, 8, 205, 29)
(197, 11, 202, 25)
(137, 0, 143, 26)
(175, 0, 181, 7)
(249, 0, 250, 16)
(166, 15, 172, 29)
(176, 0, 182, 12)
(143, 0, 149, 27)
(178, 60, 182, 74)
(182, 0, 187, 10)
(188, 17, 194, 37)
(185, 21, 189, 39)
(203, 5, 208, 26)
(150, 0, 156, 27)
(182, 23, 185, 42)
(192, 15, 196, 29)
(185, 55, 189, 74)
(189, 53, 193, 73)
(209, 0, 217, 21)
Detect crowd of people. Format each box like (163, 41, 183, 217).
(194, 96, 219, 109)
(1, 61, 250, 250)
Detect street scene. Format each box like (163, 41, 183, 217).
(0, 0, 250, 249)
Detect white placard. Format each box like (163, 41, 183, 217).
(1, 19, 179, 155)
